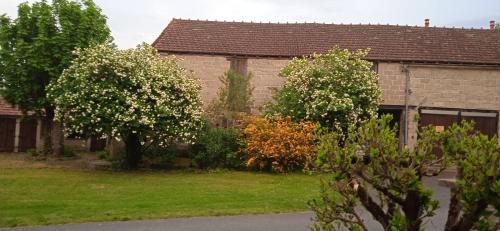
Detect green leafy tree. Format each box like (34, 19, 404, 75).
(208, 70, 253, 122)
(0, 0, 110, 155)
(47, 43, 204, 169)
(266, 47, 380, 133)
(311, 116, 499, 231)
(441, 122, 500, 231)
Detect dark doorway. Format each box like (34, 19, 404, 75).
(0, 117, 16, 152)
(18, 118, 38, 152)
(90, 136, 107, 152)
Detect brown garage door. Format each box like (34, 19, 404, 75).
(18, 118, 38, 152)
(460, 112, 498, 138)
(420, 111, 459, 133)
(420, 109, 498, 137)
(0, 117, 16, 152)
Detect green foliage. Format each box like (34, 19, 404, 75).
(312, 115, 443, 231)
(265, 85, 307, 120)
(208, 70, 253, 120)
(266, 47, 380, 133)
(96, 150, 109, 160)
(191, 125, 243, 169)
(143, 145, 178, 169)
(311, 115, 500, 230)
(0, 0, 110, 114)
(27, 148, 41, 157)
(441, 122, 500, 230)
(47, 43, 204, 169)
(61, 146, 76, 157)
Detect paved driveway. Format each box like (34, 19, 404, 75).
(1, 176, 453, 231)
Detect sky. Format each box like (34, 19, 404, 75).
(1, 0, 499, 48)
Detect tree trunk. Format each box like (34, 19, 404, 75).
(43, 107, 64, 156)
(124, 132, 142, 169)
(403, 190, 423, 231)
(51, 121, 64, 156)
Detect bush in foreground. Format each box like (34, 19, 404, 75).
(310, 115, 499, 231)
(191, 125, 244, 169)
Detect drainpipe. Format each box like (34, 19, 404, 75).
(402, 64, 411, 147)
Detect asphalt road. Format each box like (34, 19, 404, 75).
(1, 176, 454, 231)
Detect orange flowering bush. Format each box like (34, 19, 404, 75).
(240, 116, 316, 173)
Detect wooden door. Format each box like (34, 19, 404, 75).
(460, 114, 497, 138)
(18, 118, 37, 152)
(420, 112, 459, 158)
(0, 117, 16, 152)
(420, 113, 459, 132)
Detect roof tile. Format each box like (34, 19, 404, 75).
(153, 19, 500, 65)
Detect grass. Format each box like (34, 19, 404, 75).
(0, 153, 320, 227)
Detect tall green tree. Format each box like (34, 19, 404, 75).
(0, 0, 110, 155)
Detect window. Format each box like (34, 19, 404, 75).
(228, 57, 248, 76)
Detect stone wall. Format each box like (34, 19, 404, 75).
(170, 53, 500, 148)
(378, 62, 500, 110)
(247, 58, 290, 112)
(174, 54, 230, 105)
(378, 62, 500, 148)
(172, 54, 290, 112)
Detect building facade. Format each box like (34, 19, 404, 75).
(153, 19, 500, 148)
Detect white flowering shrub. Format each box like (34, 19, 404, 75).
(48, 43, 203, 168)
(267, 47, 380, 132)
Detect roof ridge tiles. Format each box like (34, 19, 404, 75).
(170, 18, 498, 31)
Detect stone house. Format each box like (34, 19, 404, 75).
(153, 18, 500, 148)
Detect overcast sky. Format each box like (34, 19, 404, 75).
(1, 0, 499, 48)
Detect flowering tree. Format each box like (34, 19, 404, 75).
(266, 47, 380, 133)
(48, 43, 203, 168)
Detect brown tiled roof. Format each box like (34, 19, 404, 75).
(0, 97, 22, 116)
(153, 19, 500, 65)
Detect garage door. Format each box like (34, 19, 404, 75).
(420, 109, 498, 138)
(0, 117, 16, 152)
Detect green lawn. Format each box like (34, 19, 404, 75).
(0, 154, 320, 227)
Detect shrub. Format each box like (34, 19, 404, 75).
(208, 70, 254, 126)
(266, 47, 380, 134)
(61, 146, 76, 157)
(310, 115, 499, 231)
(27, 148, 40, 157)
(143, 145, 178, 169)
(97, 150, 109, 160)
(191, 126, 243, 169)
(240, 116, 316, 173)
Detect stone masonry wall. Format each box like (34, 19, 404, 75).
(247, 58, 290, 112)
(171, 53, 290, 112)
(378, 62, 500, 148)
(169, 53, 500, 148)
(174, 54, 230, 105)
